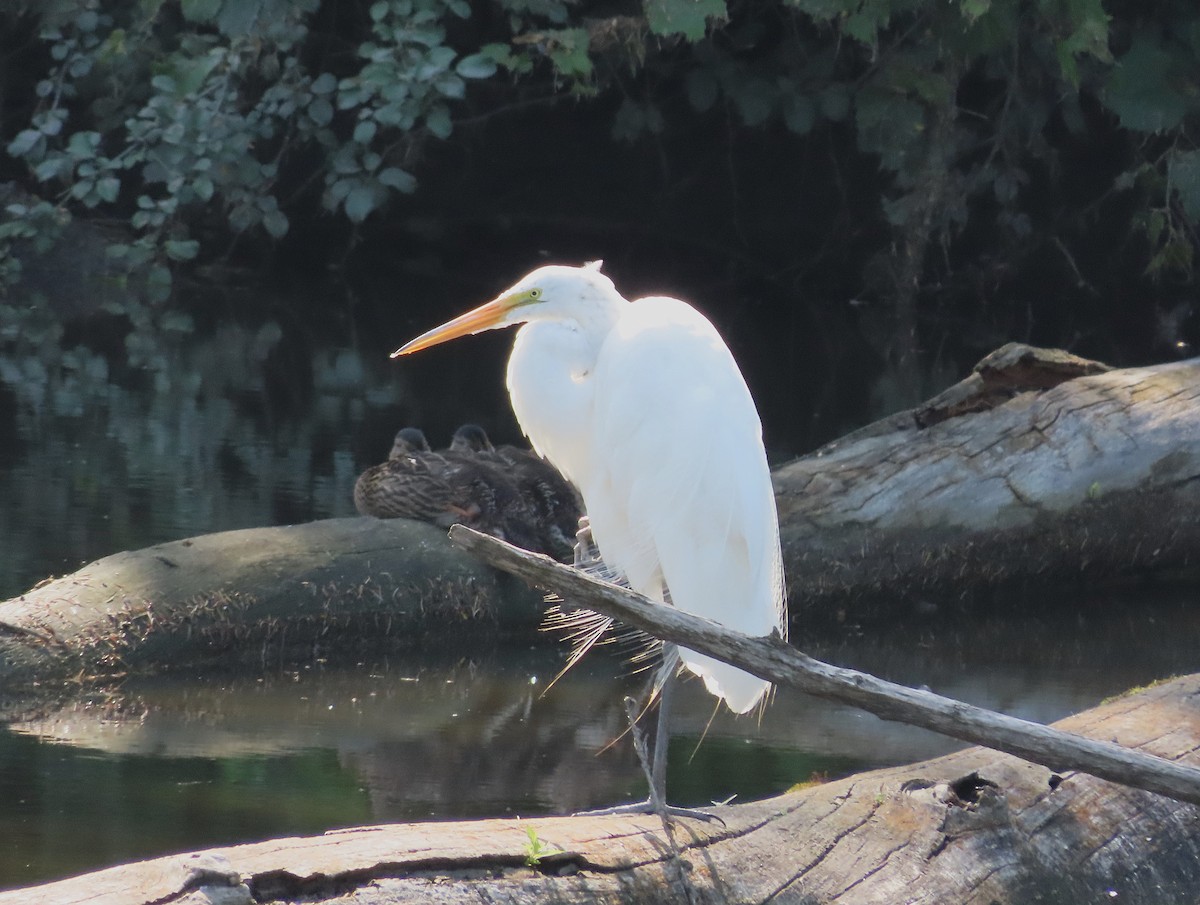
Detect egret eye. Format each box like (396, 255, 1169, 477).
(529, 288, 541, 299)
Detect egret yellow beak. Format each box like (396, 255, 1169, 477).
(390, 295, 516, 358)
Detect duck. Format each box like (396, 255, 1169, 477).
(353, 428, 467, 525)
(389, 426, 431, 458)
(449, 424, 583, 561)
(354, 423, 585, 559)
(353, 425, 546, 554)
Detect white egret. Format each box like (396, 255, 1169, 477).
(392, 261, 787, 806)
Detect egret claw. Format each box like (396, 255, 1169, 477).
(574, 800, 725, 824)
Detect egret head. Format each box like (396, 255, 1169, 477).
(450, 423, 495, 454)
(391, 261, 621, 357)
(390, 427, 431, 458)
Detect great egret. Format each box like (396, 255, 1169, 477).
(392, 262, 787, 805)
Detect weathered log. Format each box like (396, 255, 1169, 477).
(5, 674, 1198, 905)
(0, 517, 544, 690)
(452, 525, 1200, 807)
(774, 347, 1200, 615)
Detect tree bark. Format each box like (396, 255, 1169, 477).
(774, 345, 1200, 616)
(4, 674, 1198, 905)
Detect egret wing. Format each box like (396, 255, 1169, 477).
(588, 296, 784, 713)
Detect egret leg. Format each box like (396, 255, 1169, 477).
(575, 643, 721, 823)
(649, 642, 677, 802)
(573, 515, 600, 569)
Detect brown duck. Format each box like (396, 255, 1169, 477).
(450, 424, 583, 561)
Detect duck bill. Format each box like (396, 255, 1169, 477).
(390, 296, 512, 358)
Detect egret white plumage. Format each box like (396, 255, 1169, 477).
(392, 262, 786, 804)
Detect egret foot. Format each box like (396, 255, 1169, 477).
(573, 515, 601, 569)
(576, 662, 725, 826)
(575, 798, 723, 823)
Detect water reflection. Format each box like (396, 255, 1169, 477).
(0, 319, 397, 597)
(2, 592, 1198, 891)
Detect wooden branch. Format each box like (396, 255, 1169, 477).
(450, 524, 1200, 807)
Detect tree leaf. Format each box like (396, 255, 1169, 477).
(7, 129, 43, 157)
(855, 86, 925, 175)
(165, 238, 200, 260)
(782, 93, 816, 134)
(1169, 149, 1200, 225)
(309, 96, 334, 126)
(425, 105, 452, 139)
(344, 184, 377, 222)
(353, 119, 377, 144)
(34, 157, 66, 182)
(378, 167, 417, 193)
(643, 0, 726, 40)
(456, 53, 498, 79)
(311, 72, 337, 95)
(181, 0, 223, 24)
(544, 29, 593, 79)
(959, 0, 990, 23)
(96, 176, 121, 203)
(729, 76, 775, 126)
(262, 209, 289, 237)
(1102, 34, 1191, 133)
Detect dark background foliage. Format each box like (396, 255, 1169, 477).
(1, 0, 1198, 451)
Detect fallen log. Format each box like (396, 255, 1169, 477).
(0, 517, 543, 690)
(775, 345, 1200, 615)
(5, 674, 1198, 905)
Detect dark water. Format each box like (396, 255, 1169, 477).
(1, 302, 1198, 891)
(2, 593, 1198, 891)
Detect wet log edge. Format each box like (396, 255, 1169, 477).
(449, 524, 1200, 808)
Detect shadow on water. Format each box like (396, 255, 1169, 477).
(1, 589, 1198, 890)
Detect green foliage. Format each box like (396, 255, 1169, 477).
(2, 0, 1199, 320)
(1103, 33, 1197, 133)
(0, 199, 67, 291)
(0, 0, 562, 302)
(521, 825, 562, 867)
(645, 0, 727, 41)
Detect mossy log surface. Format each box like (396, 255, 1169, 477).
(4, 674, 1197, 905)
(0, 517, 544, 690)
(775, 346, 1200, 614)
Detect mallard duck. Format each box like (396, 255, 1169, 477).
(448, 424, 583, 561)
(449, 423, 495, 455)
(498, 445, 583, 561)
(353, 428, 466, 525)
(355, 425, 542, 552)
(442, 424, 545, 551)
(389, 426, 431, 458)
